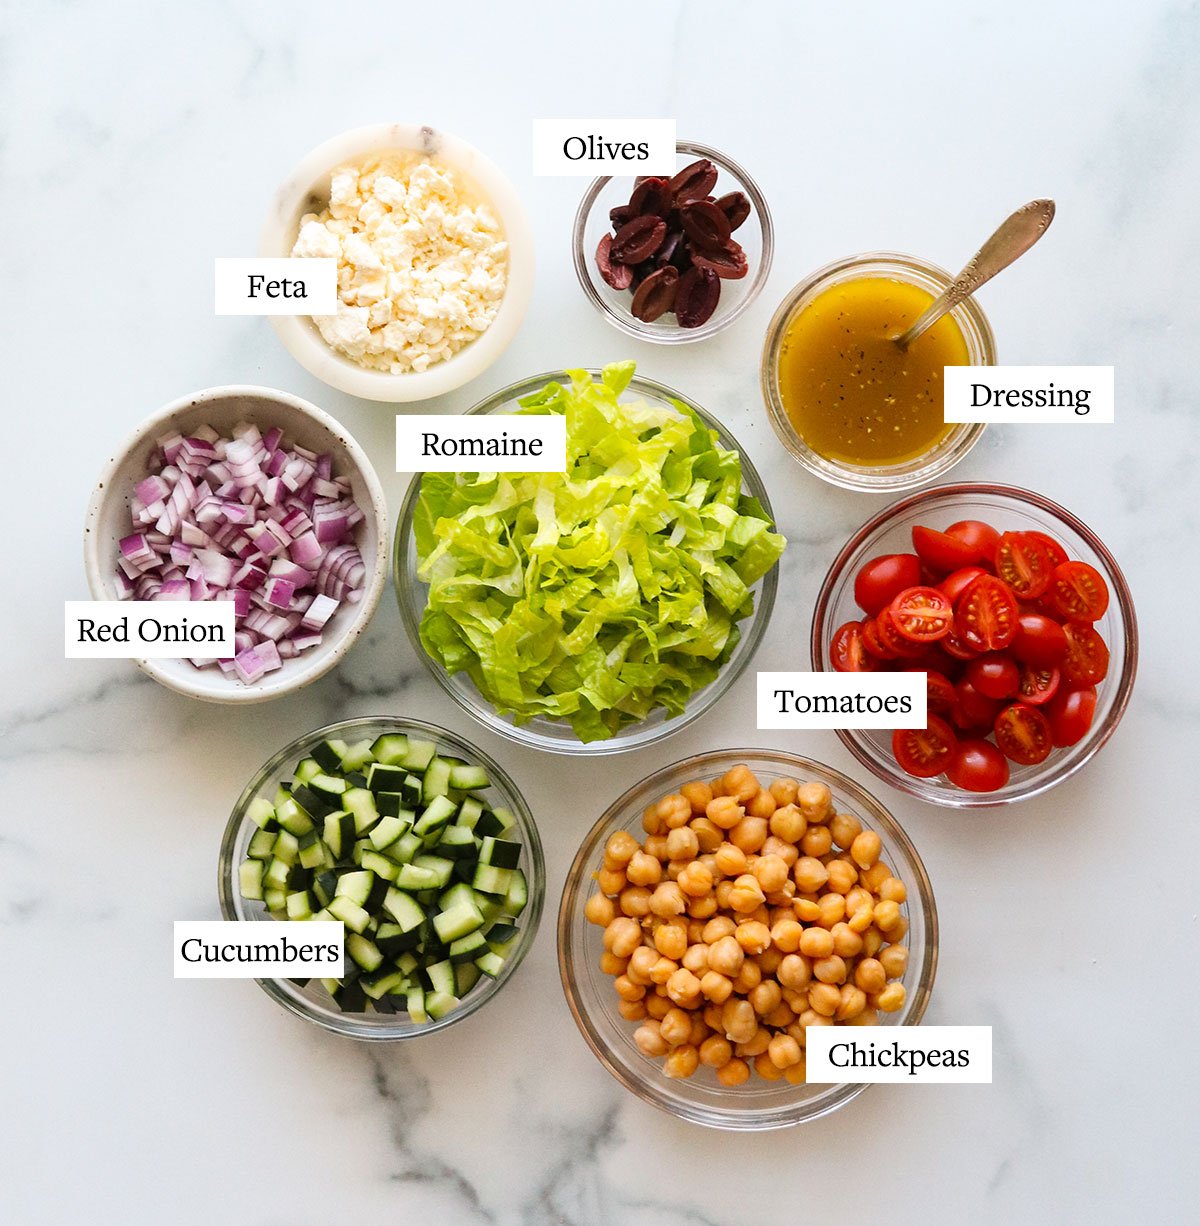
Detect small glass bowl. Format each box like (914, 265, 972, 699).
(811, 483, 1138, 808)
(393, 370, 780, 756)
(558, 749, 937, 1130)
(761, 252, 996, 492)
(217, 717, 545, 1040)
(572, 141, 773, 343)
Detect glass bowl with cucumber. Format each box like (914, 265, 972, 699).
(218, 717, 545, 1039)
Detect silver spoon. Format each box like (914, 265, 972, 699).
(894, 199, 1056, 349)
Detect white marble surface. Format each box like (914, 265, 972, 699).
(4, 1, 1198, 1221)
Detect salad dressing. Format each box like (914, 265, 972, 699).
(776, 277, 969, 466)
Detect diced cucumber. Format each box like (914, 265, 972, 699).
(238, 859, 264, 900)
(340, 739, 374, 772)
(311, 738, 348, 773)
(247, 797, 277, 830)
(247, 829, 276, 861)
(400, 774, 423, 808)
(449, 930, 488, 963)
(293, 757, 322, 784)
(346, 934, 383, 972)
(406, 986, 428, 1023)
(486, 921, 519, 951)
(412, 854, 455, 889)
(425, 960, 456, 997)
(425, 990, 459, 1020)
(396, 862, 441, 891)
(327, 895, 371, 934)
(434, 824, 477, 859)
(503, 868, 528, 917)
(454, 963, 481, 996)
(476, 807, 515, 837)
(264, 856, 292, 890)
(433, 899, 484, 943)
(298, 829, 326, 870)
(286, 890, 316, 919)
(403, 739, 437, 771)
(331, 979, 367, 1012)
(480, 836, 522, 870)
(291, 784, 339, 820)
(472, 863, 513, 897)
(334, 870, 373, 907)
(371, 733, 410, 765)
(360, 851, 400, 882)
(271, 829, 300, 866)
(390, 831, 423, 864)
(322, 811, 355, 860)
(422, 758, 453, 803)
(275, 799, 315, 836)
(382, 888, 425, 933)
(456, 797, 484, 829)
(475, 950, 505, 978)
(448, 763, 489, 791)
(375, 792, 408, 820)
(362, 968, 407, 999)
(369, 814, 410, 851)
(343, 787, 380, 834)
(313, 870, 338, 907)
(414, 794, 457, 835)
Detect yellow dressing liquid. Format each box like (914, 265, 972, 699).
(777, 277, 970, 466)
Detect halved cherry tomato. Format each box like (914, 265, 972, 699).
(993, 703, 1053, 765)
(853, 553, 923, 616)
(887, 586, 954, 642)
(1061, 621, 1110, 685)
(1028, 531, 1068, 568)
(941, 621, 983, 660)
(911, 525, 979, 573)
(946, 739, 1010, 792)
(861, 616, 897, 660)
(925, 670, 957, 713)
(831, 621, 877, 672)
(940, 566, 987, 603)
(1047, 560, 1109, 622)
(945, 519, 1001, 564)
(892, 715, 958, 778)
(952, 677, 1002, 732)
(1018, 663, 1060, 706)
(874, 610, 929, 658)
(1046, 684, 1097, 747)
(1012, 612, 1068, 666)
(994, 531, 1056, 598)
(955, 574, 1019, 651)
(965, 653, 1020, 700)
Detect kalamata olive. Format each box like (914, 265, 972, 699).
(628, 176, 672, 218)
(679, 200, 732, 250)
(610, 214, 667, 264)
(675, 265, 721, 327)
(691, 238, 748, 280)
(630, 265, 680, 322)
(609, 203, 635, 228)
(595, 233, 633, 290)
(669, 158, 719, 205)
(715, 190, 751, 230)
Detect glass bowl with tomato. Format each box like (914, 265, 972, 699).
(810, 483, 1137, 807)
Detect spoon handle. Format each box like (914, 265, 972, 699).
(896, 199, 1056, 349)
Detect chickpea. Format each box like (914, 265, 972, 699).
(634, 1021, 669, 1057)
(730, 817, 769, 854)
(813, 955, 847, 985)
(769, 777, 800, 806)
(602, 851, 625, 873)
(604, 916, 641, 959)
(677, 861, 714, 898)
(848, 1008, 878, 1026)
(749, 979, 782, 1017)
(666, 826, 699, 861)
(645, 993, 671, 1019)
(627, 946, 658, 985)
(682, 943, 709, 974)
(771, 918, 804, 953)
(826, 859, 858, 894)
(836, 984, 868, 1021)
(784, 1060, 808, 1086)
(808, 983, 842, 1017)
(878, 875, 907, 903)
(831, 922, 864, 959)
(600, 951, 628, 976)
(799, 1007, 834, 1030)
(862, 928, 884, 957)
(702, 915, 736, 943)
(688, 1014, 709, 1048)
(686, 893, 718, 920)
(690, 816, 723, 852)
(653, 922, 688, 961)
(606, 830, 640, 863)
(648, 881, 686, 919)
(722, 998, 758, 1044)
(793, 856, 829, 893)
(768, 1033, 803, 1070)
(731, 960, 762, 994)
(777, 953, 812, 990)
(768, 803, 806, 845)
(663, 1044, 700, 1079)
(817, 894, 846, 929)
(699, 1034, 733, 1068)
(703, 1003, 724, 1031)
(643, 834, 670, 862)
(757, 946, 784, 977)
(752, 854, 789, 894)
(885, 915, 909, 942)
(829, 811, 862, 849)
(862, 862, 892, 892)
(800, 825, 833, 858)
(666, 967, 702, 1007)
(875, 983, 907, 1013)
(659, 1007, 692, 1046)
(799, 927, 835, 960)
(735, 920, 772, 955)
(792, 897, 821, 923)
(722, 765, 760, 804)
(848, 904, 875, 935)
(684, 918, 705, 944)
(728, 874, 766, 914)
(618, 999, 646, 1022)
(873, 899, 902, 933)
(700, 970, 733, 1004)
(717, 1057, 751, 1086)
(618, 886, 651, 917)
(879, 944, 909, 979)
(641, 804, 662, 835)
(845, 885, 873, 916)
(748, 788, 777, 819)
(708, 934, 745, 977)
(854, 958, 887, 995)
(754, 1052, 785, 1081)
(761, 835, 800, 867)
(850, 830, 882, 870)
(614, 974, 646, 1002)
(656, 793, 692, 830)
(715, 880, 735, 910)
(680, 780, 713, 813)
(766, 1001, 796, 1029)
(714, 842, 748, 877)
(584, 893, 616, 926)
(796, 780, 832, 823)
(736, 1027, 772, 1058)
(706, 795, 744, 830)
(597, 868, 626, 896)
(625, 850, 662, 888)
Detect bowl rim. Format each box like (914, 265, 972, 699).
(217, 715, 546, 1040)
(556, 747, 939, 1129)
(571, 139, 775, 344)
(82, 383, 388, 704)
(809, 481, 1139, 807)
(260, 122, 535, 403)
(759, 250, 994, 492)
(393, 367, 781, 754)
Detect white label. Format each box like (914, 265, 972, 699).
(944, 366, 1114, 424)
(806, 1026, 993, 1083)
(532, 118, 677, 176)
(65, 601, 236, 659)
(757, 671, 926, 729)
(173, 921, 344, 978)
(214, 257, 338, 315)
(396, 414, 567, 472)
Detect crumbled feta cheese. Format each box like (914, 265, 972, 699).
(292, 152, 509, 374)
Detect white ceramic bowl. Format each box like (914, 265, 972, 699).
(83, 385, 388, 704)
(261, 123, 535, 403)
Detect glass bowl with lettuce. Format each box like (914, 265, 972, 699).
(394, 364, 786, 754)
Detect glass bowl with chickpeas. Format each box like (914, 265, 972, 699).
(557, 750, 937, 1129)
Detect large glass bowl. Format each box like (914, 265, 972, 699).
(393, 370, 781, 755)
(557, 749, 938, 1130)
(572, 140, 773, 344)
(810, 483, 1138, 807)
(217, 717, 545, 1040)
